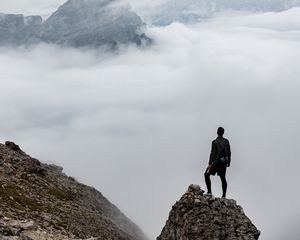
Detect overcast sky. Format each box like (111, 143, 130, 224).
(1, 1, 300, 240)
(0, 0, 164, 17)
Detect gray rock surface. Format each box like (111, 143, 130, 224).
(157, 184, 260, 240)
(0, 142, 147, 240)
(0, 0, 150, 47)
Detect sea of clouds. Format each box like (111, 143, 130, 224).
(1, 1, 300, 239)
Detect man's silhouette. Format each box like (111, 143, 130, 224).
(204, 127, 231, 198)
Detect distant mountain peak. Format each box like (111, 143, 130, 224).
(0, 0, 150, 48)
(137, 0, 300, 26)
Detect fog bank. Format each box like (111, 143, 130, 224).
(1, 7, 300, 240)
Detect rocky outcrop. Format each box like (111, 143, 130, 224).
(0, 0, 150, 47)
(0, 142, 147, 240)
(157, 184, 260, 240)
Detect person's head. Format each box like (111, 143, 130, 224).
(217, 127, 225, 136)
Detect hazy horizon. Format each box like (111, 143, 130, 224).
(1, 1, 300, 239)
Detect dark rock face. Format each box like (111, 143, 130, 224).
(157, 184, 260, 240)
(0, 0, 150, 47)
(5, 141, 23, 152)
(0, 142, 147, 240)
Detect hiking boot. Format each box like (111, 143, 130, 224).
(204, 192, 213, 197)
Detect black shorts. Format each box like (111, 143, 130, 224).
(206, 162, 227, 176)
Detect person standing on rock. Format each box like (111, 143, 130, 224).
(205, 127, 231, 198)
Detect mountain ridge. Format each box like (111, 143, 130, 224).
(0, 0, 150, 47)
(137, 0, 300, 26)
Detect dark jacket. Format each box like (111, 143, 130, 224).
(209, 136, 231, 165)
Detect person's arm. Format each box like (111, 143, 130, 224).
(226, 140, 231, 167)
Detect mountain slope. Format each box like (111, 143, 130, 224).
(0, 142, 147, 240)
(157, 184, 260, 240)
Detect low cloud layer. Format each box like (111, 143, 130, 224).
(1, 5, 300, 240)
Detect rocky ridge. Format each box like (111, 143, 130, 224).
(157, 184, 260, 240)
(0, 0, 150, 47)
(0, 142, 147, 240)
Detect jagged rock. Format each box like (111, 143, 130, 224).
(48, 164, 63, 173)
(0, 142, 147, 240)
(157, 184, 260, 240)
(5, 142, 23, 153)
(187, 184, 205, 196)
(0, 0, 150, 47)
